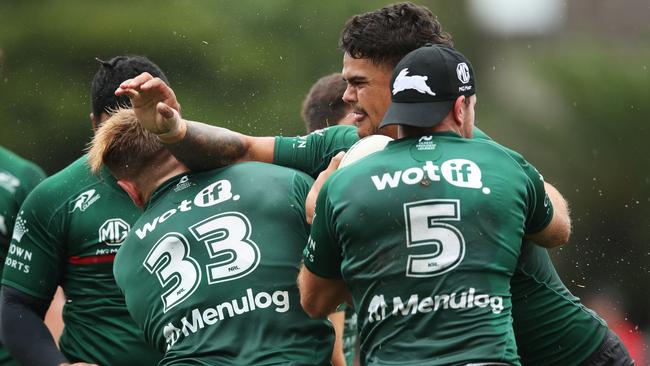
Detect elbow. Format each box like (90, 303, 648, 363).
(300, 296, 324, 319)
(299, 288, 330, 319)
(526, 215, 572, 249)
(550, 214, 572, 247)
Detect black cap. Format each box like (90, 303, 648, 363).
(380, 44, 476, 128)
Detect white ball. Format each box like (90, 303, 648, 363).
(339, 135, 394, 168)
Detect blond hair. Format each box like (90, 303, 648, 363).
(87, 108, 168, 180)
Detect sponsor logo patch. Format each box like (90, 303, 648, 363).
(392, 68, 436, 96)
(11, 211, 28, 242)
(370, 159, 491, 195)
(163, 288, 290, 350)
(136, 179, 240, 240)
(367, 288, 504, 324)
(0, 215, 6, 236)
(99, 218, 131, 245)
(70, 189, 100, 212)
(173, 175, 194, 192)
(0, 171, 20, 194)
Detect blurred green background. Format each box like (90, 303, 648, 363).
(1, 0, 648, 338)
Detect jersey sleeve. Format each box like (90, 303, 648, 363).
(1, 185, 64, 300)
(302, 178, 343, 279)
(514, 156, 554, 234)
(14, 163, 46, 207)
(273, 125, 359, 178)
(287, 171, 315, 236)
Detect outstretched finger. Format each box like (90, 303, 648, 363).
(142, 78, 181, 112)
(115, 87, 140, 100)
(120, 72, 154, 90)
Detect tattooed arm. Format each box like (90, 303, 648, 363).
(116, 72, 274, 171)
(164, 120, 275, 171)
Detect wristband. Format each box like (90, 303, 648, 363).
(157, 119, 187, 144)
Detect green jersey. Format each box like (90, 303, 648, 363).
(0, 146, 46, 366)
(115, 163, 334, 366)
(305, 133, 554, 365)
(275, 125, 608, 365)
(512, 242, 607, 365)
(1, 156, 161, 365)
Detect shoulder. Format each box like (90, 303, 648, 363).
(0, 147, 45, 194)
(220, 161, 313, 183)
(24, 156, 112, 213)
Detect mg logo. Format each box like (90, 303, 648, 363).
(456, 62, 471, 84)
(99, 218, 130, 245)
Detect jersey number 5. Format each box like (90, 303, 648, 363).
(404, 199, 465, 277)
(143, 212, 260, 312)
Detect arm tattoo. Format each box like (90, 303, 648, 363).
(166, 121, 247, 171)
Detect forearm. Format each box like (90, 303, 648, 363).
(162, 120, 248, 171)
(298, 265, 350, 319)
(163, 120, 275, 171)
(0, 286, 68, 366)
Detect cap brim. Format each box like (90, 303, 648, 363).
(380, 100, 455, 129)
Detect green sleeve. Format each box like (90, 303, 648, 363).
(273, 125, 359, 178)
(13, 163, 46, 206)
(513, 155, 554, 234)
(2, 186, 64, 300)
(289, 171, 315, 235)
(302, 178, 343, 279)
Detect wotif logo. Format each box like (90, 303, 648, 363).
(392, 68, 435, 96)
(70, 189, 100, 212)
(136, 179, 239, 239)
(99, 218, 130, 245)
(370, 159, 491, 194)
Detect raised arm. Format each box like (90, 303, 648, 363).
(116, 72, 274, 171)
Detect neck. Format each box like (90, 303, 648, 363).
(140, 159, 189, 204)
(398, 119, 463, 139)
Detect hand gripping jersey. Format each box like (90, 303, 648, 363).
(1, 156, 161, 365)
(114, 162, 333, 366)
(305, 133, 555, 365)
(0, 146, 46, 366)
(276, 125, 608, 365)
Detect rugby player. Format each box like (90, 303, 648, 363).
(302, 73, 355, 133)
(117, 3, 631, 365)
(302, 73, 359, 366)
(86, 108, 334, 365)
(0, 146, 46, 366)
(299, 43, 563, 365)
(0, 56, 166, 366)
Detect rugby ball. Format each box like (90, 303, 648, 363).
(339, 135, 394, 168)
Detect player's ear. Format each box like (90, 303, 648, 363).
(452, 96, 467, 129)
(90, 113, 98, 131)
(117, 180, 145, 208)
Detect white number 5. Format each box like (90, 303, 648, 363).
(404, 199, 465, 277)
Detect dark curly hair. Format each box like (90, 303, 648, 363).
(90, 55, 169, 120)
(340, 2, 453, 67)
(301, 73, 350, 132)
